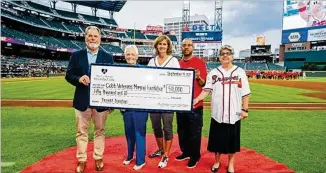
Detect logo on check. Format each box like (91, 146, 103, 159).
(101, 68, 108, 74)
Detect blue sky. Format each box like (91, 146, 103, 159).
(44, 0, 285, 56)
(222, 1, 283, 37)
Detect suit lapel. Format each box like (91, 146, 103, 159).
(81, 49, 89, 73)
(96, 49, 102, 63)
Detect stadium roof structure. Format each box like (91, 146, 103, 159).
(63, 1, 126, 12)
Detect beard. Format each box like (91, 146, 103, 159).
(87, 42, 99, 50)
(183, 50, 193, 57)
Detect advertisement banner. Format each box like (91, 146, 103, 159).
(181, 31, 222, 42)
(283, 0, 326, 30)
(282, 28, 308, 44)
(256, 36, 266, 45)
(307, 28, 326, 41)
(146, 25, 163, 32)
(194, 42, 222, 49)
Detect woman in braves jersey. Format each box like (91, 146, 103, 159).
(147, 35, 180, 168)
(193, 45, 251, 173)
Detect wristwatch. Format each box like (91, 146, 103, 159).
(241, 108, 248, 113)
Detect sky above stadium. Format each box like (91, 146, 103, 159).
(43, 0, 284, 57)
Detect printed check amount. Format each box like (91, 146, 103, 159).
(89, 64, 195, 112)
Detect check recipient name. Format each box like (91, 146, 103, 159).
(89, 64, 195, 111)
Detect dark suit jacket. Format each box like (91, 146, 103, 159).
(65, 48, 114, 112)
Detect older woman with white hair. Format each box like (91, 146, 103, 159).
(121, 45, 148, 170)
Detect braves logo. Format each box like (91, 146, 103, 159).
(212, 75, 218, 84)
(212, 75, 242, 87)
(101, 68, 108, 74)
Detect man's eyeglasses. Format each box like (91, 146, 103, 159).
(220, 52, 232, 56)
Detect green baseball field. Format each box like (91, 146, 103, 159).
(1, 76, 326, 173)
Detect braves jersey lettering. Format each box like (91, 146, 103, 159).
(212, 75, 240, 84)
(204, 65, 251, 124)
(308, 14, 326, 27)
(312, 20, 326, 26)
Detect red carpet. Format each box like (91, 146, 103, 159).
(21, 134, 294, 173)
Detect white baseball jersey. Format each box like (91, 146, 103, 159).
(147, 55, 180, 68)
(307, 13, 326, 27)
(204, 65, 251, 124)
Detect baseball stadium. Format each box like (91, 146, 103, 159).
(1, 1, 326, 173)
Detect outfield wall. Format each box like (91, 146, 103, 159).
(284, 50, 326, 69)
(304, 71, 326, 77)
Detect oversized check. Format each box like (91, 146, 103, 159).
(89, 64, 195, 112)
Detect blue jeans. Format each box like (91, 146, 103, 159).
(122, 111, 148, 166)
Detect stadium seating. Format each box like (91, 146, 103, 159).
(233, 62, 245, 69)
(1, 55, 68, 78)
(101, 44, 123, 54)
(62, 22, 83, 33)
(1, 1, 181, 59)
(102, 18, 118, 26)
(206, 62, 220, 70)
(126, 31, 146, 40)
(116, 32, 127, 38)
(42, 19, 69, 32)
(267, 63, 286, 71)
(145, 34, 158, 40)
(5, 1, 118, 27)
(138, 45, 154, 55)
(246, 62, 268, 71)
(26, 1, 55, 14)
(168, 35, 178, 42)
(55, 9, 80, 20)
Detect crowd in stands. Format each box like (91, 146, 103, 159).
(1, 55, 67, 78)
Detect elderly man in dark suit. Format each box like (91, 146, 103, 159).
(65, 25, 114, 173)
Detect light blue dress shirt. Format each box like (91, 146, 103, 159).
(87, 48, 98, 66)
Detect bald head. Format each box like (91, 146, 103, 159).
(182, 38, 193, 45)
(181, 38, 194, 58)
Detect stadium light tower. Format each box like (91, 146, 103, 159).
(213, 0, 223, 59)
(50, 0, 57, 9)
(92, 7, 98, 17)
(71, 3, 77, 13)
(214, 0, 222, 32)
(182, 0, 190, 31)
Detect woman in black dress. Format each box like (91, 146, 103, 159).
(193, 45, 251, 173)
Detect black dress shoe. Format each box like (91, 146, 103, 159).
(211, 163, 220, 173)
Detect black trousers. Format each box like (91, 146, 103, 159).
(176, 106, 203, 160)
